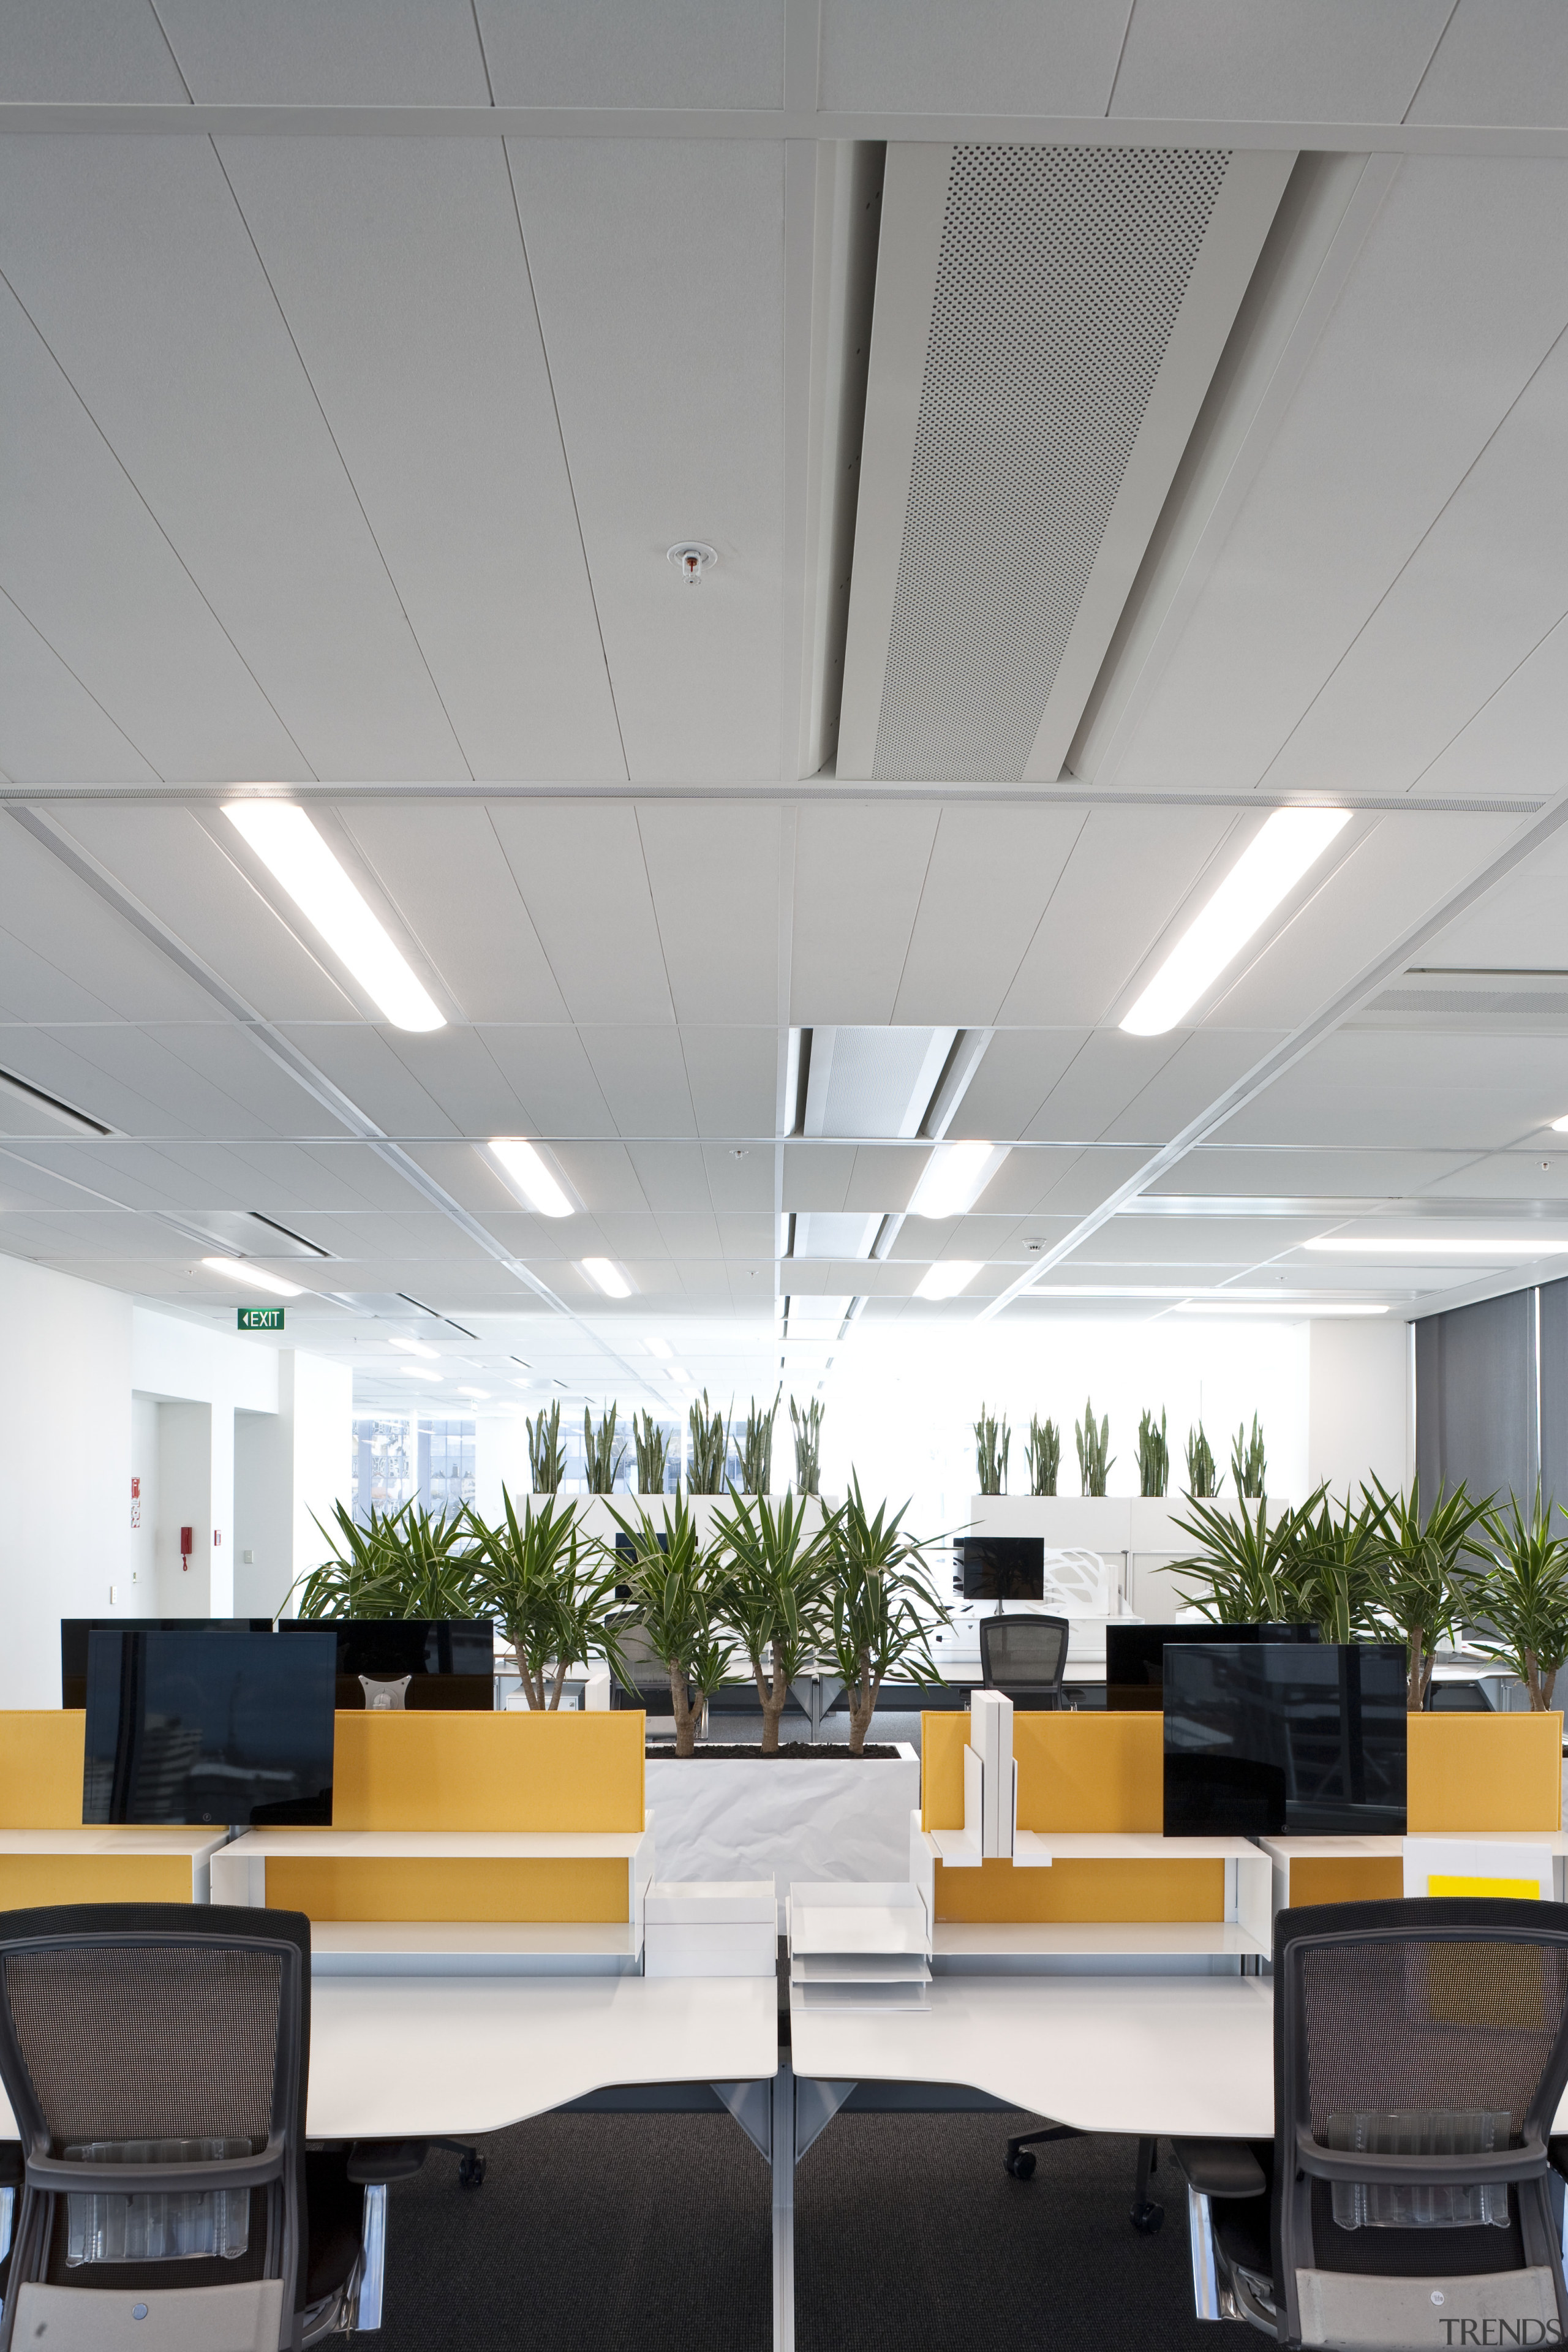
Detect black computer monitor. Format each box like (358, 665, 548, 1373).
(61, 1618, 274, 1711)
(955, 1538, 1045, 1603)
(1163, 1642, 1408, 1838)
(1106, 1619, 1318, 1710)
(83, 1628, 335, 1827)
(276, 1618, 495, 1710)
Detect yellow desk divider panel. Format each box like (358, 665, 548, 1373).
(1284, 1855, 1404, 1907)
(330, 1708, 646, 1832)
(935, 1855, 1225, 1924)
(1407, 1712, 1562, 1833)
(265, 1856, 630, 1924)
(1014, 1713, 1164, 1834)
(0, 1712, 86, 1828)
(921, 1714, 968, 1832)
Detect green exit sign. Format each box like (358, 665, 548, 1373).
(237, 1307, 285, 1332)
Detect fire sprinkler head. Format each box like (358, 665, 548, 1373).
(667, 542, 717, 586)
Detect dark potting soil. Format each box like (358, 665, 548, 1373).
(644, 1742, 902, 1760)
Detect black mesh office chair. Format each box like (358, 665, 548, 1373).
(0, 1903, 428, 2350)
(1172, 1898, 1568, 2343)
(979, 1615, 1069, 1710)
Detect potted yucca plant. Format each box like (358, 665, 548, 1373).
(464, 1490, 628, 1708)
(605, 1494, 733, 1756)
(826, 1477, 948, 1755)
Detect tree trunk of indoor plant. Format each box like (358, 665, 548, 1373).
(846, 1659, 881, 1755)
(752, 1655, 789, 1752)
(1406, 1624, 1429, 1714)
(669, 1660, 701, 1758)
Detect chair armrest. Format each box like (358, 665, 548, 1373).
(1170, 2138, 1268, 2198)
(0, 2144, 21, 2189)
(347, 2140, 428, 2185)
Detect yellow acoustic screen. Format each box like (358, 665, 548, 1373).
(1428, 1874, 1540, 1901)
(921, 1714, 968, 1831)
(1289, 1856, 1404, 1906)
(1407, 1713, 1562, 1833)
(1014, 1714, 1163, 1833)
(266, 1856, 629, 1923)
(331, 1709, 646, 1831)
(0, 1713, 86, 1829)
(935, 1856, 1224, 1924)
(0, 1856, 192, 1907)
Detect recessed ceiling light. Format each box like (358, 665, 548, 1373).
(1120, 809, 1352, 1037)
(201, 1257, 303, 1299)
(1175, 1299, 1389, 1317)
(646, 1336, 673, 1360)
(457, 1385, 489, 1399)
(388, 1335, 437, 1359)
(582, 1257, 631, 1298)
(1303, 1235, 1568, 1256)
(223, 802, 444, 1033)
(401, 1364, 442, 1381)
(914, 1260, 982, 1300)
(907, 1140, 1008, 1219)
(1551, 1115, 1568, 1135)
(488, 1137, 573, 1218)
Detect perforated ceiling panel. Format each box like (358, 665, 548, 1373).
(871, 145, 1233, 783)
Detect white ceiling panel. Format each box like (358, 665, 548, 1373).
(1217, 1030, 1568, 1150)
(1107, 159, 1568, 794)
(650, 1210, 726, 1262)
(156, 1, 488, 101)
(1408, 2, 1568, 126)
(1165, 1146, 1484, 1196)
(891, 805, 1087, 1027)
(701, 1142, 774, 1213)
(818, 0, 1126, 111)
(782, 1145, 856, 1213)
(943, 1030, 1091, 1144)
(1023, 1031, 1182, 1144)
(716, 1211, 775, 1258)
(1111, 0, 1452, 119)
(841, 1143, 922, 1213)
(0, 1146, 138, 1213)
(1417, 611, 1568, 799)
(791, 804, 939, 1026)
(997, 805, 1240, 1026)
(1417, 830, 1568, 970)
(274, 1028, 460, 1139)
(679, 1028, 777, 1139)
(338, 804, 568, 1025)
(50, 807, 361, 1022)
(0, 1029, 198, 1139)
(478, 0, 781, 107)
(486, 803, 674, 1025)
(126, 1023, 342, 1139)
(0, 137, 467, 780)
(1075, 1215, 1321, 1265)
(190, 1140, 439, 1216)
(0, 827, 214, 1025)
(623, 1141, 711, 1214)
(505, 139, 785, 783)
(636, 802, 781, 1025)
(0, 590, 156, 786)
(0, 2, 190, 99)
(794, 1210, 878, 1259)
(216, 140, 624, 783)
(1421, 1152, 1568, 1201)
(0, 277, 308, 784)
(470, 1029, 616, 1139)
(376, 1031, 531, 1136)
(1209, 814, 1522, 1030)
(577, 1026, 696, 1138)
(1102, 1029, 1286, 1144)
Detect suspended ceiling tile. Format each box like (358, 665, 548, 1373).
(782, 1144, 856, 1213)
(0, 590, 157, 786)
(969, 1147, 1088, 1216)
(791, 804, 940, 1027)
(49, 807, 361, 1024)
(818, 0, 1127, 111)
(1024, 1031, 1183, 1144)
(487, 803, 674, 1026)
(339, 805, 568, 1025)
(1418, 831, 1568, 970)
(891, 806, 1087, 1028)
(0, 137, 467, 780)
(1209, 815, 1523, 1031)
(1407, 1, 1568, 126)
(0, 1, 191, 99)
(577, 1026, 696, 1140)
(394, 1139, 529, 1219)
(1215, 1030, 1568, 1151)
(943, 1030, 1091, 1144)
(156, 0, 489, 99)
(1167, 1145, 1483, 1196)
(1421, 1153, 1568, 1200)
(679, 1028, 777, 1139)
(478, 0, 782, 107)
(217, 142, 624, 783)
(0, 280, 309, 784)
(716, 1211, 777, 1259)
(636, 802, 781, 1026)
(1102, 1028, 1285, 1146)
(1111, 0, 1452, 119)
(543, 1139, 650, 1216)
(623, 1140, 712, 1215)
(581, 1211, 668, 1261)
(129, 1023, 341, 1140)
(1109, 159, 1568, 795)
(997, 806, 1240, 1027)
(275, 1027, 461, 1140)
(0, 1147, 135, 1213)
(375, 1030, 531, 1138)
(0, 819, 227, 1020)
(215, 1140, 440, 1216)
(472, 1029, 617, 1140)
(1417, 612, 1568, 800)
(701, 1142, 774, 1213)
(0, 1028, 190, 1139)
(841, 1142, 921, 1213)
(505, 139, 785, 783)
(651, 1210, 725, 1261)
(1076, 1215, 1319, 1265)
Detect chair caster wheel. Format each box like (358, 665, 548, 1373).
(458, 2153, 486, 2189)
(1005, 2151, 1036, 2180)
(1130, 2201, 1164, 2233)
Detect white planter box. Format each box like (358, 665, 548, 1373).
(645, 1745, 921, 1928)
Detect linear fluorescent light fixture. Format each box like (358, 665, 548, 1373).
(914, 1260, 982, 1300)
(457, 1385, 489, 1399)
(582, 1257, 631, 1298)
(1121, 809, 1351, 1036)
(389, 1335, 438, 1359)
(401, 1363, 442, 1381)
(907, 1140, 1007, 1219)
(1303, 1235, 1568, 1256)
(1175, 1298, 1388, 1317)
(224, 802, 443, 1033)
(200, 1256, 303, 1299)
(488, 1137, 573, 1218)
(645, 1336, 673, 1360)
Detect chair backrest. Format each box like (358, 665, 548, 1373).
(979, 1615, 1068, 1696)
(0, 1903, 311, 2352)
(1273, 1898, 1568, 2351)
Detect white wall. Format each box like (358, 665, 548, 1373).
(1307, 1317, 1413, 1504)
(0, 1258, 132, 1706)
(233, 1352, 353, 1618)
(129, 1393, 157, 1605)
(132, 1306, 279, 1615)
(155, 1400, 213, 1610)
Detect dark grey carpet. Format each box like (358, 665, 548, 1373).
(377, 2111, 1219, 2351)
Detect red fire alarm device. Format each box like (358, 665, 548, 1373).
(179, 1526, 194, 1570)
